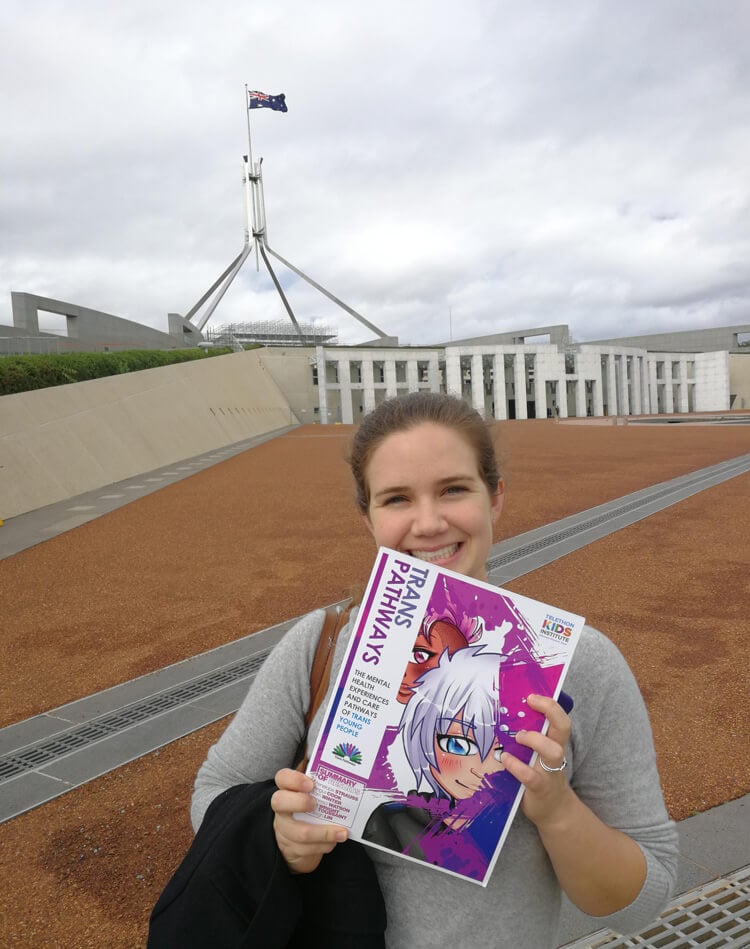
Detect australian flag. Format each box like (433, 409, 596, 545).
(248, 90, 288, 113)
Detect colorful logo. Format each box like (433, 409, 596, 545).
(332, 742, 362, 765)
(542, 615, 573, 637)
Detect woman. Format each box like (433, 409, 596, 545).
(192, 392, 678, 947)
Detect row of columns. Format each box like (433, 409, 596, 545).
(316, 348, 695, 424)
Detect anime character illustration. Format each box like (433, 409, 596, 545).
(364, 645, 517, 876)
(397, 610, 483, 703)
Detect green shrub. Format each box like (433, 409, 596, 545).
(0, 347, 235, 396)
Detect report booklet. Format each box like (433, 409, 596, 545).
(299, 547, 584, 885)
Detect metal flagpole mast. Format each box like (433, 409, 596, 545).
(244, 84, 261, 270)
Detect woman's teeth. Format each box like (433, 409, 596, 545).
(410, 543, 459, 563)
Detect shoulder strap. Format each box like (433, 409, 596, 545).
(306, 597, 353, 727)
(294, 598, 353, 771)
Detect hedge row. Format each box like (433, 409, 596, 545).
(0, 347, 234, 396)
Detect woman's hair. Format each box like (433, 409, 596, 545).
(399, 646, 504, 799)
(347, 391, 500, 514)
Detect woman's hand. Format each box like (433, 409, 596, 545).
(501, 694, 647, 914)
(271, 768, 348, 874)
(500, 694, 575, 829)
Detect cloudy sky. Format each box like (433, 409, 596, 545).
(2, 0, 749, 345)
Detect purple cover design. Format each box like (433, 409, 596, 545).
(303, 549, 583, 886)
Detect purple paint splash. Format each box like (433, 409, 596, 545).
(365, 573, 569, 878)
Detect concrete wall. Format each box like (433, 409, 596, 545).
(0, 350, 295, 519)
(256, 347, 319, 425)
(587, 324, 750, 354)
(7, 292, 201, 351)
(728, 353, 750, 409)
(694, 351, 730, 411)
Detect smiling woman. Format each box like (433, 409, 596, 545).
(361, 422, 503, 581)
(184, 391, 678, 949)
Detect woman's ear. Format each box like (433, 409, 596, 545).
(361, 512, 375, 537)
(491, 480, 505, 523)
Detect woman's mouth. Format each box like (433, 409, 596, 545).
(409, 542, 460, 564)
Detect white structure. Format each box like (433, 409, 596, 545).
(313, 326, 735, 424)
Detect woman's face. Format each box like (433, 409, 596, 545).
(362, 423, 503, 583)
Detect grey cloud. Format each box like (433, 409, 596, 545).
(1, 0, 748, 344)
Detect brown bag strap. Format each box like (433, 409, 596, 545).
(294, 598, 353, 771)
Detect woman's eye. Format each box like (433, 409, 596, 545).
(383, 495, 407, 505)
(444, 484, 468, 496)
(437, 734, 478, 756)
(412, 648, 433, 664)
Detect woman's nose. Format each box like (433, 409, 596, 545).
(412, 499, 445, 534)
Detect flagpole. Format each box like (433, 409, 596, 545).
(244, 84, 255, 172)
(244, 84, 260, 270)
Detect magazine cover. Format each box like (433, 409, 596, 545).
(299, 547, 584, 886)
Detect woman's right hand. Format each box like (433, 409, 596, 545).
(271, 768, 348, 874)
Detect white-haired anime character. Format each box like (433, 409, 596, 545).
(363, 646, 508, 857)
(401, 645, 506, 801)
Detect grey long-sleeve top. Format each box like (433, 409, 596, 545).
(192, 609, 678, 949)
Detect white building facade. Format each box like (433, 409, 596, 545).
(314, 337, 730, 424)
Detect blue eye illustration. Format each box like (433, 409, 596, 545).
(437, 734, 478, 756)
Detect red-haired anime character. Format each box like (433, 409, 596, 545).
(398, 612, 482, 703)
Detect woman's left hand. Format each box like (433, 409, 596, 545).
(500, 693, 649, 916)
(500, 693, 575, 829)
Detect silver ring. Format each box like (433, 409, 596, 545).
(539, 755, 567, 773)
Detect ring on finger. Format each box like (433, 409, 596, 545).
(539, 755, 567, 773)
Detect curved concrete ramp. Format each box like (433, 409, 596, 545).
(0, 350, 297, 519)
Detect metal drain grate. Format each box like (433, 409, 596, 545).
(0, 650, 271, 782)
(560, 866, 750, 948)
(488, 456, 750, 572)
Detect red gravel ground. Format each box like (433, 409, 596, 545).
(1, 419, 749, 947)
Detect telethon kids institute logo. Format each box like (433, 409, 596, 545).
(541, 614, 574, 642)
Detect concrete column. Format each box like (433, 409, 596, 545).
(678, 359, 690, 412)
(556, 361, 568, 418)
(406, 358, 419, 393)
(11, 292, 40, 333)
(632, 357, 643, 415)
(362, 360, 375, 415)
(428, 356, 441, 393)
(594, 362, 605, 416)
(338, 360, 353, 423)
(648, 361, 658, 414)
(316, 348, 328, 425)
(574, 379, 586, 418)
(619, 356, 630, 416)
(607, 354, 617, 416)
(385, 359, 397, 397)
(471, 353, 484, 416)
(492, 352, 507, 420)
(445, 351, 462, 398)
(513, 352, 527, 419)
(664, 362, 675, 413)
(533, 355, 545, 419)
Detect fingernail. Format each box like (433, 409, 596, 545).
(335, 830, 347, 843)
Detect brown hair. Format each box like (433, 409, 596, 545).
(347, 392, 501, 514)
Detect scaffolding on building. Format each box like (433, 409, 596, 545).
(206, 319, 338, 348)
